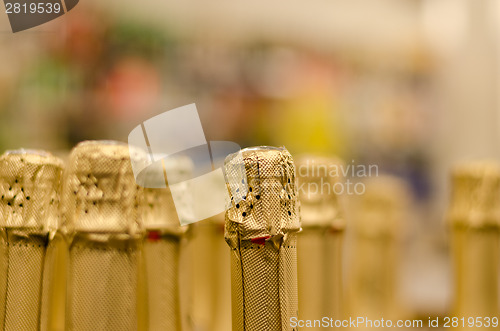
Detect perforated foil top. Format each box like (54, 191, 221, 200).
(224, 146, 300, 331)
(352, 175, 410, 238)
(224, 146, 301, 243)
(140, 156, 192, 234)
(61, 141, 147, 233)
(447, 161, 500, 228)
(295, 155, 344, 229)
(0, 150, 63, 231)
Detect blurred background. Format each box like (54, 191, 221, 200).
(1, 0, 499, 325)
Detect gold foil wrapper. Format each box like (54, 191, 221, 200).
(224, 146, 301, 331)
(348, 176, 410, 325)
(140, 156, 191, 234)
(141, 157, 191, 331)
(448, 162, 500, 229)
(448, 162, 500, 324)
(0, 150, 63, 231)
(351, 176, 408, 239)
(60, 140, 147, 234)
(0, 150, 63, 331)
(60, 141, 147, 331)
(295, 156, 345, 326)
(296, 156, 344, 229)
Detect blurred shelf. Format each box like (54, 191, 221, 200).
(96, 0, 427, 68)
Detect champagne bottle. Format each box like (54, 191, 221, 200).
(348, 176, 410, 327)
(224, 146, 301, 331)
(140, 156, 191, 330)
(0, 150, 63, 331)
(295, 156, 345, 327)
(187, 174, 231, 331)
(448, 162, 500, 329)
(60, 141, 147, 331)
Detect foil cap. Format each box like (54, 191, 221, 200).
(0, 150, 63, 231)
(296, 155, 344, 229)
(224, 146, 301, 243)
(351, 175, 411, 238)
(140, 156, 192, 234)
(61, 141, 147, 233)
(447, 161, 500, 228)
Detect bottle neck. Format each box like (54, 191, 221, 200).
(452, 227, 499, 317)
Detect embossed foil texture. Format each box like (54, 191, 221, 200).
(224, 146, 301, 331)
(0, 150, 63, 331)
(59, 141, 148, 331)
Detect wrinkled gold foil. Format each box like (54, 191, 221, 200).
(295, 156, 345, 327)
(224, 146, 301, 331)
(448, 162, 500, 326)
(0, 150, 63, 331)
